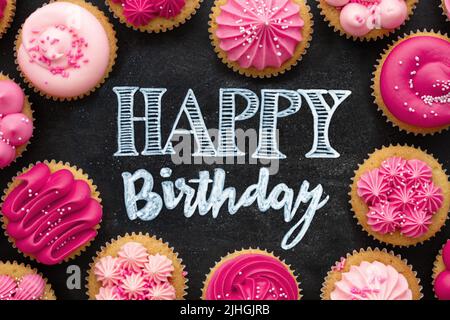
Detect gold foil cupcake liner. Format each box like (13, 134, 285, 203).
(208, 0, 314, 78)
(85, 232, 188, 300)
(1, 160, 102, 264)
(317, 0, 418, 42)
(0, 73, 34, 168)
(0, 0, 15, 39)
(201, 247, 302, 300)
(349, 144, 450, 247)
(372, 30, 450, 135)
(0, 260, 56, 299)
(105, 0, 203, 33)
(14, 0, 118, 101)
(320, 247, 423, 300)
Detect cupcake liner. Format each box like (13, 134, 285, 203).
(372, 30, 450, 135)
(349, 144, 450, 247)
(0, 260, 56, 299)
(208, 0, 314, 78)
(201, 248, 302, 300)
(1, 160, 102, 264)
(105, 0, 203, 33)
(85, 232, 188, 300)
(317, 0, 418, 42)
(320, 247, 423, 300)
(0, 73, 35, 168)
(432, 240, 449, 299)
(0, 0, 16, 39)
(14, 0, 118, 101)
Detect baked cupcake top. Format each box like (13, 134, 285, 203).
(324, 0, 408, 37)
(434, 240, 450, 300)
(214, 0, 305, 70)
(379, 34, 450, 129)
(93, 241, 177, 300)
(16, 1, 112, 99)
(2, 162, 102, 265)
(0, 79, 33, 169)
(204, 252, 299, 300)
(330, 260, 412, 300)
(357, 156, 444, 238)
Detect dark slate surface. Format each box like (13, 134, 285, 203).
(0, 0, 448, 300)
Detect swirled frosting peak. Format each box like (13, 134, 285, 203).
(215, 0, 305, 70)
(1, 163, 103, 265)
(205, 253, 299, 300)
(435, 240, 450, 300)
(331, 261, 412, 300)
(0, 274, 46, 300)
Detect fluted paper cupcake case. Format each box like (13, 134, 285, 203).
(0, 73, 34, 168)
(349, 144, 450, 247)
(317, 0, 418, 42)
(85, 232, 188, 300)
(0, 0, 15, 39)
(201, 248, 302, 300)
(432, 240, 449, 299)
(208, 0, 314, 78)
(14, 0, 118, 101)
(105, 0, 203, 33)
(372, 30, 450, 135)
(0, 260, 56, 300)
(320, 247, 423, 300)
(1, 160, 102, 264)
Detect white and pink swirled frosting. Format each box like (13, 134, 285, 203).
(357, 157, 444, 238)
(331, 261, 412, 300)
(215, 0, 305, 70)
(94, 242, 177, 300)
(0, 80, 33, 169)
(0, 273, 46, 300)
(325, 0, 408, 37)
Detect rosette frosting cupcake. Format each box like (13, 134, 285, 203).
(0, 261, 55, 300)
(373, 31, 450, 135)
(318, 0, 417, 41)
(86, 233, 187, 300)
(106, 0, 202, 33)
(0, 0, 15, 39)
(1, 161, 103, 265)
(202, 249, 301, 300)
(209, 0, 313, 78)
(350, 145, 450, 246)
(433, 240, 450, 300)
(0, 75, 33, 169)
(321, 248, 422, 300)
(15, 0, 117, 100)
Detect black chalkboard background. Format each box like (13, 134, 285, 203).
(0, 0, 448, 300)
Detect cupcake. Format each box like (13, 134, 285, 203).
(202, 249, 301, 300)
(321, 248, 422, 300)
(0, 261, 56, 300)
(15, 0, 118, 101)
(106, 0, 202, 33)
(373, 31, 450, 135)
(443, 0, 450, 20)
(318, 0, 417, 41)
(209, 0, 313, 78)
(86, 233, 187, 300)
(0, 0, 15, 39)
(0, 74, 33, 169)
(1, 160, 103, 265)
(433, 240, 450, 300)
(350, 145, 450, 247)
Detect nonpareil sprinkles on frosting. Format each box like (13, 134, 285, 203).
(215, 0, 304, 70)
(357, 156, 444, 238)
(1, 163, 103, 265)
(94, 242, 177, 300)
(0, 274, 46, 300)
(117, 0, 187, 26)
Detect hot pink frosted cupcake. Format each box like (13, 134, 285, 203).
(318, 0, 417, 41)
(0, 0, 15, 39)
(209, 0, 313, 78)
(0, 75, 33, 169)
(433, 240, 450, 300)
(86, 233, 187, 300)
(106, 0, 202, 33)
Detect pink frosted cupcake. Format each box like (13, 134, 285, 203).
(0, 0, 15, 39)
(443, 0, 450, 20)
(433, 240, 450, 300)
